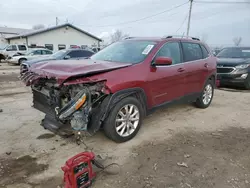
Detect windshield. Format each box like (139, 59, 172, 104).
(25, 49, 36, 55)
(217, 47, 250, 58)
(52, 50, 67, 58)
(91, 40, 156, 64)
(0, 44, 7, 50)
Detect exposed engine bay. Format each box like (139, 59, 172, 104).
(31, 78, 109, 136)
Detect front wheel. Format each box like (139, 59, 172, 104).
(244, 76, 250, 90)
(103, 96, 143, 143)
(195, 80, 214, 108)
(18, 58, 27, 65)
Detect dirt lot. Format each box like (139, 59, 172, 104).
(1, 63, 250, 188)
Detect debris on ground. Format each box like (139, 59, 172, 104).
(5, 152, 11, 155)
(177, 162, 189, 168)
(184, 154, 191, 158)
(0, 109, 3, 113)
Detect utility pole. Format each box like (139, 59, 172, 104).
(186, 0, 193, 37)
(56, 17, 59, 26)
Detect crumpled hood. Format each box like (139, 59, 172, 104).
(217, 58, 250, 66)
(24, 59, 131, 85)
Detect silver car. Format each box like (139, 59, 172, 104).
(7, 48, 53, 65)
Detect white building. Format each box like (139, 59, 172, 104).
(5, 23, 102, 51)
(0, 26, 31, 48)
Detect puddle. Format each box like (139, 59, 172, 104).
(37, 133, 55, 139)
(0, 155, 48, 186)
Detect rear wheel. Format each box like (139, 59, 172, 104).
(103, 96, 143, 143)
(195, 80, 214, 108)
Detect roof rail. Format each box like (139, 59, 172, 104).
(124, 37, 135, 40)
(164, 35, 200, 41)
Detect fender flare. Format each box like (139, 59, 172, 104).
(87, 87, 148, 134)
(102, 87, 148, 120)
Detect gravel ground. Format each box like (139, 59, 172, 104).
(0, 63, 250, 188)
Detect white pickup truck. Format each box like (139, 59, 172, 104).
(0, 44, 28, 62)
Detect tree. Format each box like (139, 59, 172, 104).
(110, 30, 129, 43)
(32, 24, 45, 30)
(233, 37, 242, 46)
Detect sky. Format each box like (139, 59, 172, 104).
(0, 0, 250, 47)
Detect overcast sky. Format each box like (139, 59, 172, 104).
(0, 0, 250, 46)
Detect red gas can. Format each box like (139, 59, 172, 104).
(62, 152, 96, 188)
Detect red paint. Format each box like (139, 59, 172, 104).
(61, 152, 96, 188)
(28, 38, 216, 109)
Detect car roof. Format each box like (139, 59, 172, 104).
(124, 36, 201, 43)
(67, 48, 94, 52)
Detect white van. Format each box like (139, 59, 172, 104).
(0, 44, 28, 62)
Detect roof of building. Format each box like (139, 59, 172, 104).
(6, 23, 102, 41)
(0, 26, 32, 35)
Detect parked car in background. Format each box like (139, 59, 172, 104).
(0, 44, 28, 62)
(21, 36, 216, 142)
(8, 48, 53, 65)
(216, 47, 250, 89)
(20, 48, 94, 74)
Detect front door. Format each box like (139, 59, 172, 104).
(148, 42, 186, 107)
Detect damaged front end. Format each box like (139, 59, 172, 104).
(23, 73, 110, 137)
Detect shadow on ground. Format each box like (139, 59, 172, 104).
(99, 127, 250, 188)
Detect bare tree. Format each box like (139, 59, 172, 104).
(233, 37, 242, 46)
(32, 24, 45, 30)
(110, 30, 129, 43)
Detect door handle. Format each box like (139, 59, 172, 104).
(204, 63, 209, 68)
(177, 68, 185, 72)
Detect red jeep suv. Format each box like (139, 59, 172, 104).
(21, 36, 216, 142)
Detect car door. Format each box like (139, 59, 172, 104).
(148, 41, 186, 106)
(181, 42, 207, 95)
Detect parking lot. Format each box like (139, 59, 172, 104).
(1, 63, 250, 188)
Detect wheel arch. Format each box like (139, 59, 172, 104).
(103, 87, 148, 120)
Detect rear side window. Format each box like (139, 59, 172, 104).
(155, 42, 182, 65)
(18, 45, 27, 51)
(182, 42, 203, 62)
(201, 45, 209, 58)
(68, 50, 94, 58)
(33, 50, 42, 55)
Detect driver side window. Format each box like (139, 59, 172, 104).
(155, 42, 181, 65)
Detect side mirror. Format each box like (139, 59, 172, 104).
(154, 57, 172, 66)
(64, 55, 71, 60)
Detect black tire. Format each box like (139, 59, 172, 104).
(195, 79, 214, 108)
(18, 58, 27, 65)
(103, 96, 144, 143)
(244, 76, 250, 90)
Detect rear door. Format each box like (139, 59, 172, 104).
(181, 42, 208, 94)
(148, 41, 186, 106)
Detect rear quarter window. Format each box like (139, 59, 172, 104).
(201, 45, 209, 58)
(182, 42, 203, 62)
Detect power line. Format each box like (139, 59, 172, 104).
(78, 1, 189, 28)
(175, 13, 189, 33)
(195, 0, 250, 4)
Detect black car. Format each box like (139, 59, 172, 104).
(216, 47, 250, 89)
(20, 49, 94, 74)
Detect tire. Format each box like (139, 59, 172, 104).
(18, 58, 27, 65)
(244, 76, 250, 90)
(103, 96, 144, 143)
(195, 79, 214, 108)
